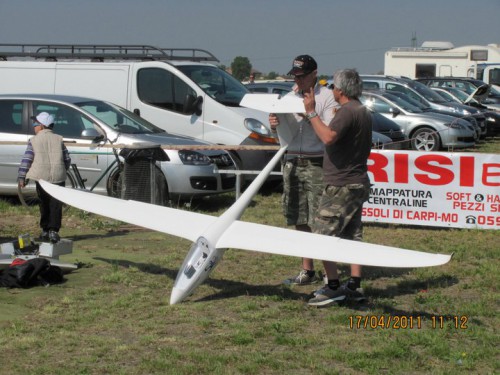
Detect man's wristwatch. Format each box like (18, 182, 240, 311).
(306, 111, 318, 120)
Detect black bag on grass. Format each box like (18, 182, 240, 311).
(0, 258, 63, 288)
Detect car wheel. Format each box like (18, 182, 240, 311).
(411, 127, 441, 152)
(154, 167, 169, 206)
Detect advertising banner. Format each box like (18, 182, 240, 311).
(363, 150, 500, 230)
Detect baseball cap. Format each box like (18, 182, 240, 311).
(287, 55, 317, 76)
(31, 112, 54, 127)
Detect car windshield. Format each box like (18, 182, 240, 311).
(407, 80, 449, 104)
(75, 100, 166, 134)
(177, 65, 249, 106)
(490, 85, 500, 96)
(432, 89, 455, 101)
(388, 91, 431, 112)
(447, 88, 479, 104)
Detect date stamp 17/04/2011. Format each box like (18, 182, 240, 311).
(348, 315, 469, 330)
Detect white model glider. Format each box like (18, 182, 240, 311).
(40, 94, 451, 304)
(240, 93, 306, 114)
(40, 155, 451, 304)
(240, 93, 305, 147)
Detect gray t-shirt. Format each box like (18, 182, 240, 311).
(323, 99, 372, 186)
(283, 84, 337, 158)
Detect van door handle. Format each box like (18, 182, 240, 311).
(133, 109, 141, 116)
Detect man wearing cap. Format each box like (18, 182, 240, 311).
(304, 69, 372, 307)
(269, 55, 337, 285)
(18, 112, 71, 243)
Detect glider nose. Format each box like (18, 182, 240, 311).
(170, 287, 186, 305)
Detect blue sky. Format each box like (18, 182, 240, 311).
(1, 0, 499, 76)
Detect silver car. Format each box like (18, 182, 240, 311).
(0, 94, 236, 204)
(244, 81, 295, 96)
(361, 91, 476, 151)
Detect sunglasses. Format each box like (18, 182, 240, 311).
(327, 83, 335, 89)
(293, 71, 312, 80)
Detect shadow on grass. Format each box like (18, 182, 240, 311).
(337, 264, 411, 280)
(368, 274, 459, 299)
(94, 257, 178, 278)
(195, 278, 310, 303)
(93, 256, 310, 303)
(89, 256, 459, 309)
(67, 229, 133, 242)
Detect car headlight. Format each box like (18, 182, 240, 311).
(244, 118, 270, 136)
(446, 119, 465, 129)
(178, 150, 211, 165)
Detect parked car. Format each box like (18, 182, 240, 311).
(361, 75, 488, 131)
(0, 94, 237, 204)
(371, 131, 393, 149)
(430, 86, 500, 137)
(244, 81, 295, 96)
(416, 77, 500, 105)
(361, 90, 476, 151)
(370, 110, 409, 149)
(377, 86, 485, 141)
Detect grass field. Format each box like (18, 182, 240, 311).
(0, 138, 498, 374)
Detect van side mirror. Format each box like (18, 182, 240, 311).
(183, 94, 203, 116)
(389, 107, 400, 117)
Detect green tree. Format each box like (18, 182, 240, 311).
(231, 56, 252, 81)
(266, 71, 278, 80)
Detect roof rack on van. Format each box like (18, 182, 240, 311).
(0, 44, 219, 62)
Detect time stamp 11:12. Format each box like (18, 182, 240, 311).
(348, 315, 469, 330)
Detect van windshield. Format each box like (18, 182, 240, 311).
(177, 65, 249, 107)
(76, 100, 165, 134)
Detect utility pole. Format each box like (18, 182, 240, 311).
(411, 32, 417, 48)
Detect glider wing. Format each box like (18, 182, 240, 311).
(39, 181, 216, 242)
(217, 220, 452, 268)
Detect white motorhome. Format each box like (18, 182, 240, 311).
(384, 41, 500, 89)
(0, 44, 278, 174)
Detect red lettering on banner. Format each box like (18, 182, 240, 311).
(483, 163, 500, 186)
(414, 155, 454, 185)
(367, 152, 496, 188)
(368, 153, 389, 182)
(394, 153, 409, 183)
(459, 156, 475, 187)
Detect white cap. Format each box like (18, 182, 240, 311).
(32, 112, 54, 127)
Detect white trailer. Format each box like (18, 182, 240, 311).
(384, 41, 500, 89)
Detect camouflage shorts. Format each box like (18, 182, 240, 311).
(312, 182, 371, 241)
(282, 160, 324, 226)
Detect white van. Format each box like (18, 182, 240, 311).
(0, 44, 278, 174)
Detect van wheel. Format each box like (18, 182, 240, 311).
(411, 127, 441, 151)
